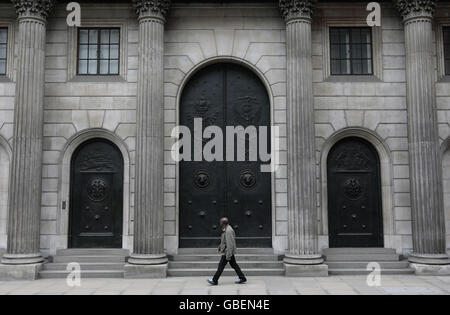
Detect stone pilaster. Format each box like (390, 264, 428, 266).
(124, 0, 170, 278)
(0, 0, 55, 280)
(279, 0, 327, 277)
(393, 0, 450, 273)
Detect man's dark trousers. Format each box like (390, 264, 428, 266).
(213, 255, 246, 283)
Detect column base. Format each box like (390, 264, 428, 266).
(124, 253, 168, 278)
(127, 253, 168, 265)
(1, 253, 44, 265)
(410, 263, 450, 276)
(408, 253, 450, 275)
(408, 253, 450, 265)
(0, 263, 42, 280)
(284, 263, 328, 277)
(283, 254, 328, 277)
(124, 263, 167, 279)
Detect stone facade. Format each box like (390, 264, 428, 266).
(0, 0, 448, 278)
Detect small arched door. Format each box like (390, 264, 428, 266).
(327, 137, 383, 247)
(179, 62, 272, 248)
(70, 139, 124, 248)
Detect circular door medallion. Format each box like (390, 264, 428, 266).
(193, 170, 210, 189)
(343, 178, 362, 200)
(87, 177, 108, 202)
(239, 170, 257, 189)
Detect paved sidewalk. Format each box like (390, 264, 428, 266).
(0, 275, 449, 295)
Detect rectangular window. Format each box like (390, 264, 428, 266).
(77, 28, 120, 75)
(330, 27, 373, 75)
(444, 27, 450, 75)
(0, 28, 7, 75)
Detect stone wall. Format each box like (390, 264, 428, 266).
(435, 7, 450, 252)
(0, 1, 448, 256)
(42, 4, 138, 256)
(312, 3, 411, 253)
(443, 148, 450, 251)
(162, 3, 288, 254)
(0, 4, 15, 253)
(0, 142, 9, 250)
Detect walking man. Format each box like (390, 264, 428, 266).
(207, 217, 247, 285)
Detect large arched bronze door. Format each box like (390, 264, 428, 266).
(70, 139, 124, 248)
(179, 63, 272, 248)
(327, 137, 383, 247)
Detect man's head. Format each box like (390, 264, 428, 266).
(220, 217, 229, 227)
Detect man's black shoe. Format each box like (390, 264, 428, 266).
(207, 279, 218, 285)
(235, 279, 247, 284)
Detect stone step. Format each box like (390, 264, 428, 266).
(322, 248, 396, 255)
(43, 262, 125, 271)
(169, 254, 282, 262)
(325, 260, 410, 269)
(177, 248, 274, 255)
(167, 268, 285, 277)
(328, 268, 415, 275)
(39, 270, 124, 279)
(53, 255, 126, 263)
(324, 254, 400, 262)
(55, 248, 130, 256)
(169, 261, 283, 269)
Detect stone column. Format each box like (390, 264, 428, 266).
(279, 0, 327, 276)
(0, 0, 55, 280)
(394, 0, 449, 274)
(124, 0, 170, 278)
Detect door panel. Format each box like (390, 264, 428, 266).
(179, 63, 272, 248)
(179, 64, 226, 247)
(225, 64, 272, 247)
(327, 137, 383, 247)
(70, 139, 123, 248)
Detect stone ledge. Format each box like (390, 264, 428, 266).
(284, 263, 328, 277)
(123, 263, 168, 279)
(0, 263, 42, 281)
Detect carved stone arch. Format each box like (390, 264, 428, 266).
(319, 127, 395, 249)
(0, 135, 11, 251)
(56, 129, 132, 252)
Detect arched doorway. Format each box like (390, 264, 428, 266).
(327, 137, 383, 247)
(179, 62, 272, 248)
(69, 138, 124, 248)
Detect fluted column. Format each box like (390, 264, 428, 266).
(124, 0, 170, 278)
(1, 1, 55, 271)
(279, 0, 327, 276)
(394, 0, 449, 271)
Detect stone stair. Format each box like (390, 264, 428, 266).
(39, 248, 129, 279)
(168, 248, 285, 277)
(323, 248, 414, 275)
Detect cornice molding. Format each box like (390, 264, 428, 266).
(11, 0, 56, 20)
(279, 0, 317, 21)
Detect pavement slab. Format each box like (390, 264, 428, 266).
(0, 275, 447, 295)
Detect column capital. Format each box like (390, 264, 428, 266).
(11, 0, 56, 21)
(279, 0, 317, 22)
(131, 0, 171, 21)
(393, 0, 437, 21)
